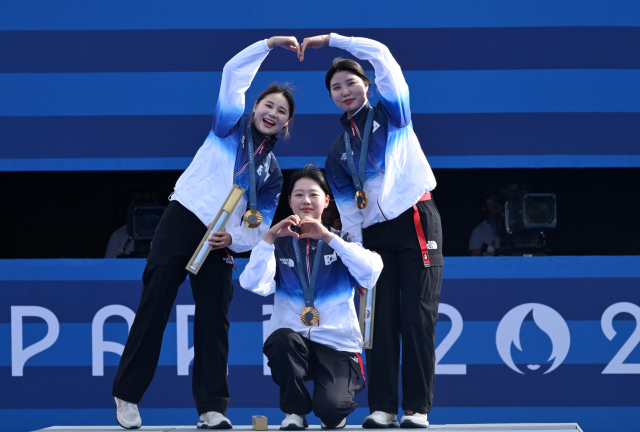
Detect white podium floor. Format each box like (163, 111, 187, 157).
(35, 424, 583, 432)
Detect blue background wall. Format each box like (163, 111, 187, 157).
(2, 2, 640, 431)
(2, 257, 640, 432)
(2, 0, 640, 171)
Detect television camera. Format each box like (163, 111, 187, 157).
(483, 184, 557, 256)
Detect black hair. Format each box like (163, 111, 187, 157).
(250, 82, 297, 139)
(288, 164, 331, 197)
(325, 58, 372, 93)
(480, 184, 505, 210)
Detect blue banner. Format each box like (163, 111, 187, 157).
(2, 1, 640, 30)
(1, 2, 640, 169)
(1, 257, 640, 432)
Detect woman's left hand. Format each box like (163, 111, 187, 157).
(208, 231, 232, 250)
(355, 286, 367, 297)
(298, 217, 334, 243)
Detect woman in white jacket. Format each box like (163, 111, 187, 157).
(240, 165, 383, 430)
(112, 36, 300, 430)
(298, 34, 443, 429)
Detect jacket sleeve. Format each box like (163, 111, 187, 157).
(213, 39, 272, 138)
(329, 33, 410, 129)
(239, 240, 277, 296)
(325, 150, 364, 242)
(226, 154, 283, 253)
(329, 234, 383, 289)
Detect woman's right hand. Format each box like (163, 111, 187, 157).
(299, 35, 330, 61)
(263, 215, 301, 245)
(267, 36, 300, 55)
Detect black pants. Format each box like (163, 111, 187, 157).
(263, 328, 364, 427)
(362, 199, 443, 414)
(112, 201, 234, 415)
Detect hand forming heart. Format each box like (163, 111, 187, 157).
(299, 35, 330, 61)
(267, 35, 331, 61)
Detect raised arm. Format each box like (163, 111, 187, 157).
(213, 37, 300, 137)
(330, 33, 410, 128)
(239, 240, 277, 296)
(300, 33, 410, 128)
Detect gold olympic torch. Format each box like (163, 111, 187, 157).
(186, 185, 245, 275)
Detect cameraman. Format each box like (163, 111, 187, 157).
(469, 186, 504, 256)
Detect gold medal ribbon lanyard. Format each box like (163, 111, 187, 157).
(291, 235, 325, 326)
(243, 124, 270, 228)
(343, 108, 375, 209)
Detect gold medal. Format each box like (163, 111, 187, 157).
(243, 209, 262, 228)
(300, 307, 319, 326)
(355, 190, 368, 209)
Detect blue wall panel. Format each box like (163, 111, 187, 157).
(1, 2, 639, 169)
(2, 1, 640, 30)
(1, 257, 640, 431)
(3, 70, 640, 116)
(3, 27, 640, 73)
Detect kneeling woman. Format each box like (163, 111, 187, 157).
(240, 165, 383, 429)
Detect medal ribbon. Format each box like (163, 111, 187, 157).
(258, 151, 271, 189)
(291, 236, 324, 308)
(342, 108, 375, 193)
(245, 124, 270, 211)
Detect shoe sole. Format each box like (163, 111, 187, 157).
(280, 425, 307, 430)
(363, 419, 399, 429)
(400, 420, 428, 428)
(208, 421, 233, 429)
(115, 413, 141, 430)
(197, 422, 233, 429)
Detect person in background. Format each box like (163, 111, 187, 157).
(104, 224, 133, 258)
(469, 186, 505, 256)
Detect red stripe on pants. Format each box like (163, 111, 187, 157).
(413, 193, 432, 268)
(355, 352, 366, 388)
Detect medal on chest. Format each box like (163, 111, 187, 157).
(355, 190, 368, 209)
(243, 209, 262, 228)
(291, 237, 325, 326)
(300, 306, 320, 326)
(241, 124, 270, 228)
(343, 108, 375, 210)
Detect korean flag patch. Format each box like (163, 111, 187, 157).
(324, 252, 337, 265)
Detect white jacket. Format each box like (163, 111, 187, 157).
(239, 228, 383, 353)
(171, 39, 283, 253)
(325, 33, 437, 242)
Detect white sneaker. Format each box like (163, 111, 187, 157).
(400, 411, 428, 428)
(321, 417, 346, 429)
(197, 411, 233, 429)
(363, 411, 399, 428)
(280, 413, 308, 430)
(114, 397, 141, 429)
